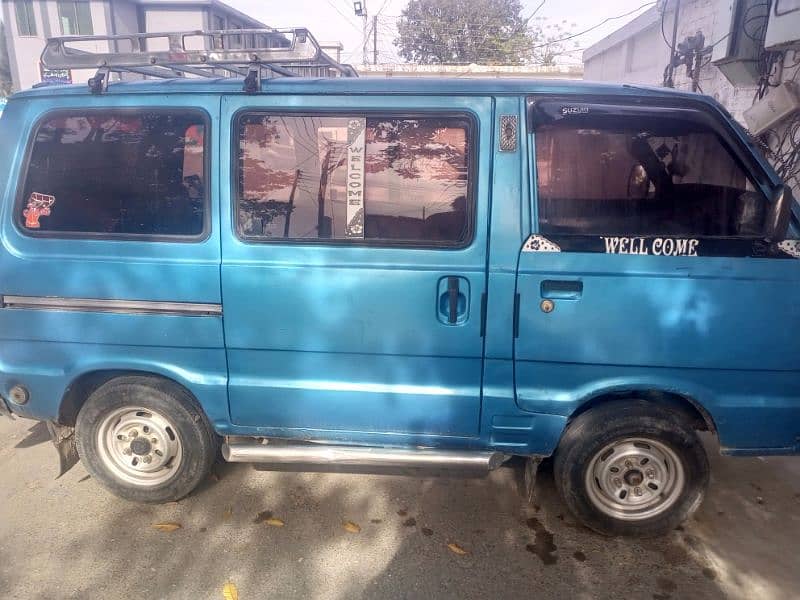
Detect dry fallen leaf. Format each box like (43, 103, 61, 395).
(222, 581, 239, 600)
(447, 542, 468, 555)
(152, 522, 182, 532)
(223, 507, 233, 521)
(343, 521, 361, 533)
(265, 517, 285, 527)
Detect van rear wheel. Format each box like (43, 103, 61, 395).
(76, 376, 218, 503)
(553, 400, 709, 537)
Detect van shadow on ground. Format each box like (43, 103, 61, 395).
(2, 418, 797, 600)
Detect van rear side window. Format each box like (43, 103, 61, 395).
(236, 114, 472, 246)
(19, 111, 207, 238)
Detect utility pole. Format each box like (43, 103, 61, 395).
(353, 1, 368, 66)
(664, 0, 682, 88)
(283, 169, 300, 238)
(373, 15, 378, 65)
(317, 147, 332, 238)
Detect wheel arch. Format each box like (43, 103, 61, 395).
(58, 369, 209, 427)
(567, 388, 717, 436)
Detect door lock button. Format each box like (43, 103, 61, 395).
(540, 299, 555, 313)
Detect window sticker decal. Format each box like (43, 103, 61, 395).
(345, 118, 366, 239)
(23, 192, 56, 229)
(523, 235, 561, 253)
(521, 234, 794, 259)
(601, 236, 700, 256)
(778, 240, 800, 258)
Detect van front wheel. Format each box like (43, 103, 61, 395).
(554, 401, 709, 537)
(76, 376, 218, 503)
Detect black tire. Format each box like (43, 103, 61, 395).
(553, 400, 709, 537)
(76, 376, 219, 503)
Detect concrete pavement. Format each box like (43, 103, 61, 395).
(1, 415, 799, 600)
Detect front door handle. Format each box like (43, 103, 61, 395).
(541, 280, 583, 300)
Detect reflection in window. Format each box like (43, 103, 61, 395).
(21, 112, 206, 236)
(237, 114, 471, 244)
(536, 116, 764, 237)
(211, 15, 225, 48)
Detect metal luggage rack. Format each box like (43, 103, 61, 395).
(39, 27, 358, 94)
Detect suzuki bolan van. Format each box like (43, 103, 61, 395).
(0, 29, 797, 537)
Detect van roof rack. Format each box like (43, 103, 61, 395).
(40, 27, 358, 94)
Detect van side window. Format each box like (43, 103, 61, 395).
(535, 116, 765, 237)
(20, 111, 206, 237)
(236, 114, 472, 245)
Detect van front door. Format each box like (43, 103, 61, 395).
(220, 95, 492, 439)
(514, 97, 800, 450)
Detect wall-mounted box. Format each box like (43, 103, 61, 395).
(764, 0, 800, 50)
(743, 81, 800, 134)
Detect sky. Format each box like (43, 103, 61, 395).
(226, 0, 656, 65)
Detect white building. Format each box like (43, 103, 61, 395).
(2, 0, 270, 90)
(583, 0, 800, 194)
(356, 63, 583, 79)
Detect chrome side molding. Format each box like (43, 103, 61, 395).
(0, 295, 222, 316)
(222, 441, 509, 470)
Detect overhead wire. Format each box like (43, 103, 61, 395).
(374, 2, 657, 62)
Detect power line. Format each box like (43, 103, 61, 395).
(523, 1, 657, 50)
(524, 0, 547, 23)
(382, 2, 657, 52)
(326, 0, 362, 33)
(369, 2, 658, 65)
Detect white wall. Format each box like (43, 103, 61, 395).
(583, 0, 800, 195)
(112, 0, 140, 36)
(4, 0, 49, 90)
(144, 8, 206, 51)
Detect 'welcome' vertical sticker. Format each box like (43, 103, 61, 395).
(346, 118, 366, 238)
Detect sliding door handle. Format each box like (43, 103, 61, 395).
(447, 277, 459, 324)
(437, 276, 469, 325)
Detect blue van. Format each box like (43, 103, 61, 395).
(0, 29, 798, 537)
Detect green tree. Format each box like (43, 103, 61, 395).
(394, 0, 575, 66)
(530, 17, 580, 66)
(0, 21, 13, 96)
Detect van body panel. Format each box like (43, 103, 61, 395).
(480, 358, 566, 454)
(225, 349, 483, 435)
(512, 359, 800, 451)
(483, 96, 528, 362)
(0, 339, 229, 426)
(516, 94, 800, 453)
(219, 95, 492, 437)
(514, 252, 800, 371)
(0, 95, 226, 425)
(0, 78, 795, 458)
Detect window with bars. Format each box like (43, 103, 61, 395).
(57, 1, 93, 35)
(14, 0, 37, 36)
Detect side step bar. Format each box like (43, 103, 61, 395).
(222, 442, 509, 470)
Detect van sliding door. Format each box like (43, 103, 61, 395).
(219, 95, 493, 441)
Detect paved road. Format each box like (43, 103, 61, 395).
(1, 415, 799, 600)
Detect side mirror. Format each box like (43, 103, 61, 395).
(765, 184, 793, 242)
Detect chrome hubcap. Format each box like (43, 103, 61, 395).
(97, 407, 183, 486)
(585, 437, 684, 521)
